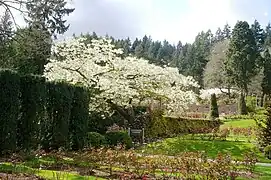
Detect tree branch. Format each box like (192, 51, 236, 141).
(106, 99, 134, 123)
(60, 66, 98, 86)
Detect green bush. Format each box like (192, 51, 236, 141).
(18, 74, 46, 151)
(264, 145, 271, 159)
(209, 93, 219, 119)
(87, 132, 107, 148)
(263, 94, 269, 108)
(0, 69, 20, 154)
(105, 131, 133, 149)
(246, 96, 257, 113)
(69, 86, 90, 150)
(43, 81, 74, 150)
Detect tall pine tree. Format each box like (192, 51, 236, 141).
(223, 23, 231, 39)
(262, 49, 271, 96)
(226, 21, 259, 93)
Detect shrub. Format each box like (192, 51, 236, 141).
(105, 131, 133, 149)
(209, 93, 219, 118)
(17, 74, 46, 151)
(42, 81, 74, 150)
(255, 104, 271, 149)
(246, 96, 257, 113)
(238, 93, 247, 115)
(0, 69, 20, 154)
(69, 86, 90, 150)
(263, 94, 268, 108)
(86, 132, 107, 148)
(264, 145, 271, 159)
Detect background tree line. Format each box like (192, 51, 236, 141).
(1, 2, 271, 100)
(78, 20, 271, 99)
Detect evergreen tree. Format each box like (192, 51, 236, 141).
(256, 104, 271, 148)
(264, 23, 271, 47)
(0, 10, 14, 69)
(209, 93, 219, 118)
(177, 43, 191, 73)
(223, 23, 231, 39)
(135, 35, 151, 58)
(262, 49, 271, 96)
(25, 0, 75, 35)
(238, 93, 248, 115)
(135, 43, 144, 58)
(11, 27, 52, 74)
(131, 38, 140, 54)
(92, 32, 98, 39)
(188, 30, 213, 87)
(147, 41, 161, 63)
(171, 41, 182, 66)
(226, 21, 259, 93)
(156, 40, 175, 66)
(214, 27, 224, 43)
(123, 38, 131, 56)
(251, 19, 265, 52)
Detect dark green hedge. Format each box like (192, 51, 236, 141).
(45, 81, 74, 150)
(0, 69, 92, 153)
(0, 69, 20, 154)
(69, 86, 90, 150)
(146, 116, 222, 138)
(17, 74, 46, 151)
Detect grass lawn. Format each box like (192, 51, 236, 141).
(221, 119, 256, 128)
(0, 163, 104, 180)
(140, 136, 271, 163)
(253, 166, 271, 180)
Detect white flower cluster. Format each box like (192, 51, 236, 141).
(44, 37, 199, 116)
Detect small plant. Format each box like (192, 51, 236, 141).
(243, 152, 258, 173)
(86, 132, 107, 148)
(264, 145, 271, 159)
(105, 131, 133, 149)
(52, 171, 70, 180)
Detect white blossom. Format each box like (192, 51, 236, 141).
(44, 37, 199, 116)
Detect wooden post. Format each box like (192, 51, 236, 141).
(128, 127, 131, 136)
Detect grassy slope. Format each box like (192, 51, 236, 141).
(140, 136, 270, 163)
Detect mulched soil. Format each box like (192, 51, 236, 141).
(0, 173, 45, 180)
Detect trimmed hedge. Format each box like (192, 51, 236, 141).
(147, 116, 222, 138)
(0, 69, 21, 154)
(17, 74, 46, 151)
(45, 81, 75, 150)
(70, 86, 90, 150)
(0, 69, 93, 153)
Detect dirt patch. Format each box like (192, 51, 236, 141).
(0, 173, 45, 180)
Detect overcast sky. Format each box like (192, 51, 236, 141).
(8, 0, 271, 44)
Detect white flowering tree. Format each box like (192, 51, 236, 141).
(44, 37, 199, 122)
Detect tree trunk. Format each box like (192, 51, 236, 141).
(106, 99, 135, 129)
